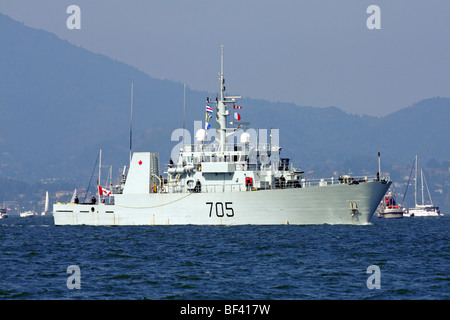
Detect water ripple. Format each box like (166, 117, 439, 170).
(0, 216, 448, 299)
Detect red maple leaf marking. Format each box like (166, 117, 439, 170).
(138, 160, 142, 165)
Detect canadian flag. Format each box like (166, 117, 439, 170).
(98, 186, 112, 196)
(233, 104, 242, 109)
(234, 112, 241, 120)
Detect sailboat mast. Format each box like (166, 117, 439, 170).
(109, 165, 113, 204)
(421, 169, 424, 206)
(130, 82, 134, 165)
(414, 154, 418, 207)
(98, 148, 102, 200)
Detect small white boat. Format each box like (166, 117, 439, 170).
(377, 190, 403, 219)
(19, 210, 38, 217)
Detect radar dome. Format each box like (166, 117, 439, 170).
(195, 129, 206, 142)
(240, 132, 250, 144)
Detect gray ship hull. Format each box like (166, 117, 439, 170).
(53, 180, 390, 226)
(53, 49, 392, 227)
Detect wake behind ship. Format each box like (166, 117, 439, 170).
(54, 47, 391, 226)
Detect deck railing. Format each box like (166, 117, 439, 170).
(163, 175, 381, 194)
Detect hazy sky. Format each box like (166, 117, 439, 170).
(1, 0, 449, 116)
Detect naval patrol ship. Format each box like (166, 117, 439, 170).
(54, 47, 391, 226)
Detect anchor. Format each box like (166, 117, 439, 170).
(348, 201, 360, 221)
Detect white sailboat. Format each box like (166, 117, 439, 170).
(41, 191, 49, 216)
(405, 155, 442, 217)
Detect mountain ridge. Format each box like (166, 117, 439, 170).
(0, 13, 449, 184)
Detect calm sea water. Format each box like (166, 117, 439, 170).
(0, 215, 448, 300)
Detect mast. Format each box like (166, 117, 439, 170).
(183, 83, 186, 150)
(378, 150, 381, 181)
(414, 154, 418, 207)
(215, 45, 241, 151)
(98, 148, 102, 201)
(109, 165, 113, 204)
(421, 169, 424, 206)
(217, 45, 227, 151)
(220, 45, 224, 101)
(130, 82, 134, 165)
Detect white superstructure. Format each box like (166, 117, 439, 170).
(54, 46, 391, 226)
